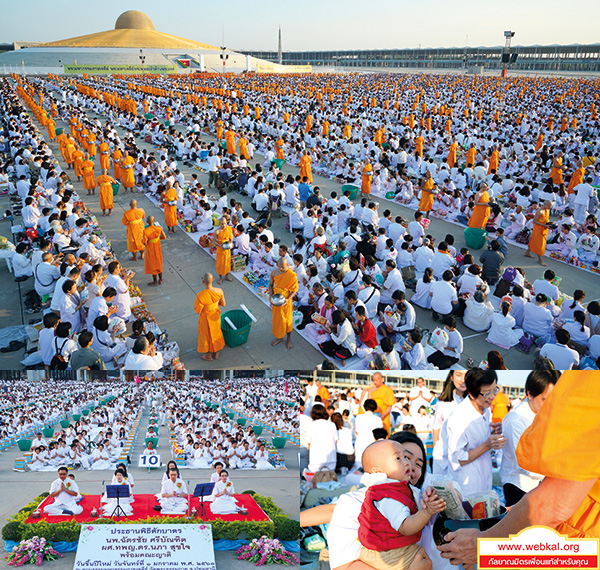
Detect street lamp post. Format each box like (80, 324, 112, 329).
(220, 46, 229, 75)
(502, 31, 515, 78)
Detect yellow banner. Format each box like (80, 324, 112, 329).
(63, 64, 177, 75)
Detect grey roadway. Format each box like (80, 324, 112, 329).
(0, 84, 598, 370)
(0, 406, 300, 569)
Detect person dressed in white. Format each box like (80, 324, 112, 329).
(34, 253, 60, 298)
(353, 399, 383, 464)
(124, 337, 164, 371)
(12, 243, 33, 279)
(102, 468, 133, 516)
(431, 371, 467, 475)
(160, 469, 188, 514)
(305, 403, 338, 472)
(463, 290, 495, 332)
(44, 467, 84, 516)
(408, 377, 433, 416)
(211, 470, 240, 514)
(500, 369, 559, 506)
(487, 301, 523, 348)
(104, 261, 132, 321)
(446, 370, 507, 494)
(237, 443, 255, 469)
(91, 443, 113, 470)
(255, 444, 274, 470)
(189, 443, 211, 469)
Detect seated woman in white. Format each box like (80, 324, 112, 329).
(160, 469, 188, 514)
(487, 301, 523, 348)
(69, 443, 91, 469)
(237, 443, 255, 469)
(91, 442, 113, 470)
(210, 461, 225, 484)
(254, 444, 274, 470)
(91, 315, 128, 366)
(161, 461, 181, 483)
(210, 470, 241, 514)
(112, 463, 135, 493)
(29, 446, 50, 471)
(102, 468, 133, 516)
(189, 443, 211, 469)
(44, 467, 84, 516)
(463, 290, 495, 332)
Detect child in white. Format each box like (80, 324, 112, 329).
(357, 440, 446, 570)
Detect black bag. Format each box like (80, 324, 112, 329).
(493, 278, 512, 298)
(49, 338, 68, 371)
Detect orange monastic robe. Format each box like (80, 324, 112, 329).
(97, 173, 115, 210)
(415, 136, 424, 157)
(468, 190, 490, 229)
(491, 391, 510, 423)
(488, 150, 499, 174)
(47, 119, 56, 141)
(215, 226, 233, 276)
(225, 130, 236, 155)
(447, 142, 458, 168)
(238, 136, 249, 160)
(299, 155, 313, 183)
(271, 269, 298, 339)
(275, 139, 284, 160)
(122, 208, 146, 253)
(418, 178, 435, 212)
(112, 149, 123, 180)
(361, 164, 373, 194)
(72, 149, 84, 177)
(81, 159, 96, 190)
(163, 187, 178, 228)
(550, 157, 563, 185)
(528, 209, 550, 256)
(466, 147, 476, 167)
(194, 288, 225, 353)
(98, 142, 110, 171)
(120, 156, 135, 188)
(142, 225, 163, 275)
(517, 371, 600, 538)
(567, 166, 585, 194)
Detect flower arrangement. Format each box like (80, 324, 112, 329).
(236, 536, 299, 566)
(5, 536, 62, 567)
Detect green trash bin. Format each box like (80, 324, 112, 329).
(236, 418, 247, 426)
(272, 437, 287, 449)
(73, 414, 81, 422)
(342, 184, 359, 200)
(227, 412, 235, 420)
(42, 428, 55, 439)
(60, 420, 70, 429)
(271, 158, 284, 169)
(221, 310, 253, 348)
(253, 426, 263, 436)
(463, 227, 488, 250)
(144, 113, 153, 120)
(82, 409, 90, 416)
(90, 405, 96, 411)
(112, 183, 120, 196)
(17, 440, 32, 452)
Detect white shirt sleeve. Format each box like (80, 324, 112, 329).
(374, 498, 411, 532)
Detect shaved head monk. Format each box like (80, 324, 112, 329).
(122, 200, 145, 261)
(194, 272, 226, 361)
(269, 258, 298, 349)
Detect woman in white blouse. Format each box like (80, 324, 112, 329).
(410, 268, 434, 309)
(463, 290, 495, 332)
(331, 412, 354, 472)
(445, 369, 507, 494)
(59, 279, 85, 334)
(487, 301, 523, 348)
(305, 404, 338, 473)
(319, 310, 357, 364)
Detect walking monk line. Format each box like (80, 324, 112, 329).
(121, 200, 145, 262)
(269, 258, 298, 350)
(194, 272, 226, 362)
(142, 216, 166, 286)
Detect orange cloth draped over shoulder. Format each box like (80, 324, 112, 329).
(528, 209, 550, 256)
(122, 208, 145, 253)
(73, 150, 84, 177)
(567, 166, 585, 194)
(239, 137, 249, 160)
(418, 178, 435, 212)
(275, 138, 284, 160)
(517, 371, 600, 538)
(466, 147, 476, 167)
(142, 225, 163, 275)
(215, 226, 233, 276)
(271, 269, 298, 339)
(361, 164, 373, 194)
(491, 391, 510, 423)
(299, 154, 313, 183)
(81, 159, 96, 190)
(488, 150, 499, 174)
(447, 142, 458, 168)
(225, 130, 236, 155)
(97, 173, 115, 211)
(194, 288, 225, 353)
(163, 188, 178, 228)
(64, 139, 76, 165)
(120, 156, 135, 188)
(371, 384, 397, 435)
(47, 119, 56, 141)
(318, 385, 331, 407)
(551, 157, 563, 185)
(112, 149, 123, 180)
(415, 136, 424, 157)
(468, 190, 490, 229)
(98, 142, 110, 171)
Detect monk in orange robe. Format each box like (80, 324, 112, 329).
(213, 216, 233, 284)
(415, 134, 424, 157)
(269, 259, 298, 350)
(194, 272, 226, 361)
(361, 159, 373, 197)
(47, 118, 56, 141)
(121, 200, 145, 261)
(142, 216, 166, 286)
(72, 148, 84, 181)
(418, 172, 435, 216)
(112, 148, 123, 180)
(490, 386, 510, 423)
(238, 135, 249, 160)
(275, 138, 284, 160)
(120, 151, 135, 192)
(525, 200, 551, 266)
(567, 163, 585, 194)
(97, 169, 116, 216)
(161, 184, 178, 233)
(465, 143, 476, 167)
(299, 151, 312, 183)
(81, 155, 96, 195)
(98, 139, 110, 171)
(359, 372, 396, 435)
(468, 184, 491, 229)
(487, 146, 499, 174)
(224, 130, 236, 155)
(447, 139, 458, 168)
(550, 152, 564, 185)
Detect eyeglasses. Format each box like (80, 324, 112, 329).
(480, 387, 500, 399)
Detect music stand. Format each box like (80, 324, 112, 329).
(193, 483, 215, 518)
(106, 485, 130, 520)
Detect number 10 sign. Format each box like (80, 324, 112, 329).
(138, 454, 161, 468)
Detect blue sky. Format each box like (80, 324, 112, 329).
(1, 0, 598, 51)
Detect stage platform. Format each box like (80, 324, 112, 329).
(25, 494, 270, 524)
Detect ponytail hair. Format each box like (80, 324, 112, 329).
(573, 310, 586, 332)
(501, 301, 511, 317)
(569, 289, 585, 310)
